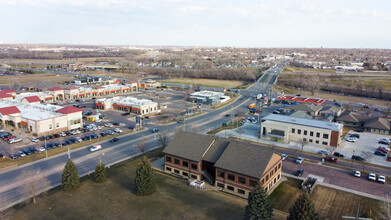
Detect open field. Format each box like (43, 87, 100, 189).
(283, 66, 335, 73)
(270, 178, 381, 219)
(0, 57, 128, 65)
(330, 78, 391, 91)
(273, 85, 391, 107)
(159, 78, 243, 89)
(2, 152, 247, 220)
(0, 73, 73, 86)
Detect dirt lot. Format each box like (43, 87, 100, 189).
(159, 78, 243, 89)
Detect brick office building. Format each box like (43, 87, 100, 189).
(163, 132, 282, 197)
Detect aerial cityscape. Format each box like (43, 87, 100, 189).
(0, 1, 390, 220)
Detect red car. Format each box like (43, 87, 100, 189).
(387, 155, 391, 162)
(81, 106, 87, 108)
(3, 136, 16, 141)
(323, 156, 338, 163)
(377, 147, 390, 154)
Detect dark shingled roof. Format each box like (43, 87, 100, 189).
(214, 141, 278, 179)
(163, 132, 216, 162)
(203, 139, 230, 163)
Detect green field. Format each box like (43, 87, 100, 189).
(159, 78, 243, 89)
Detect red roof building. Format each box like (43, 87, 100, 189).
(0, 93, 14, 99)
(23, 96, 41, 103)
(55, 106, 83, 114)
(0, 89, 17, 94)
(0, 106, 21, 116)
(276, 95, 326, 104)
(48, 87, 64, 91)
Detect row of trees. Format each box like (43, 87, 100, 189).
(244, 183, 318, 220)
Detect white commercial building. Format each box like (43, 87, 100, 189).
(96, 96, 159, 115)
(260, 114, 343, 147)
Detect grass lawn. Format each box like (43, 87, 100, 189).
(159, 78, 243, 89)
(2, 153, 247, 220)
(270, 177, 381, 219)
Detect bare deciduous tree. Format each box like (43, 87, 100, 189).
(323, 145, 336, 156)
(137, 136, 146, 155)
(157, 131, 170, 148)
(298, 139, 308, 152)
(19, 170, 51, 204)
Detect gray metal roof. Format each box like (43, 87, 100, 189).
(214, 141, 278, 179)
(262, 114, 343, 131)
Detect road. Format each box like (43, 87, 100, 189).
(0, 62, 286, 211)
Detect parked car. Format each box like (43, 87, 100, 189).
(110, 138, 119, 143)
(379, 138, 390, 145)
(18, 150, 26, 157)
(354, 128, 364, 132)
(58, 132, 67, 137)
(122, 112, 130, 116)
(151, 128, 160, 133)
(177, 119, 184, 124)
(89, 144, 102, 152)
(37, 146, 46, 152)
(349, 133, 360, 138)
(69, 130, 77, 135)
(281, 154, 287, 161)
(104, 123, 113, 127)
(374, 150, 387, 156)
(333, 152, 344, 158)
(3, 135, 16, 141)
(295, 157, 304, 164)
(295, 168, 304, 176)
(351, 155, 366, 161)
(100, 131, 107, 137)
(387, 155, 391, 162)
(106, 130, 114, 135)
(9, 154, 19, 160)
(346, 137, 358, 142)
(353, 170, 361, 177)
(31, 137, 39, 143)
(317, 150, 328, 155)
(368, 173, 376, 181)
(377, 147, 390, 154)
(377, 175, 386, 184)
(114, 128, 123, 133)
(8, 137, 23, 144)
(128, 125, 135, 130)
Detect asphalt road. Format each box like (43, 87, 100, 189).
(0, 62, 286, 211)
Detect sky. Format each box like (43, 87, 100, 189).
(0, 0, 390, 48)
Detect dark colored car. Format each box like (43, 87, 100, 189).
(0, 153, 3, 158)
(295, 168, 304, 176)
(323, 156, 337, 163)
(100, 131, 107, 137)
(23, 149, 32, 155)
(354, 128, 364, 132)
(110, 138, 119, 143)
(350, 133, 360, 138)
(122, 112, 130, 116)
(333, 152, 344, 158)
(374, 151, 387, 156)
(128, 125, 135, 130)
(351, 155, 366, 161)
(113, 122, 120, 126)
(379, 139, 390, 145)
(9, 154, 19, 160)
(90, 134, 98, 139)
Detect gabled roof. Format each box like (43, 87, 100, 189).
(0, 106, 21, 115)
(55, 106, 83, 114)
(203, 139, 230, 163)
(48, 87, 64, 91)
(0, 89, 16, 94)
(364, 117, 390, 130)
(214, 141, 279, 179)
(23, 96, 41, 103)
(337, 111, 370, 123)
(163, 132, 215, 162)
(0, 93, 14, 99)
(285, 103, 322, 113)
(320, 105, 342, 113)
(286, 110, 313, 119)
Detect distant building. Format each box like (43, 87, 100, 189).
(163, 132, 282, 197)
(276, 95, 326, 105)
(337, 111, 390, 134)
(284, 103, 322, 117)
(189, 91, 228, 105)
(261, 114, 343, 147)
(96, 96, 159, 115)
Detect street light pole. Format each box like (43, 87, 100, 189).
(44, 133, 48, 158)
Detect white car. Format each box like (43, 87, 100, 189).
(89, 144, 102, 152)
(368, 173, 376, 181)
(104, 123, 113, 127)
(58, 132, 67, 137)
(377, 175, 386, 184)
(74, 137, 82, 143)
(114, 128, 123, 133)
(18, 150, 26, 157)
(346, 137, 358, 142)
(31, 137, 39, 143)
(69, 130, 77, 135)
(37, 146, 46, 152)
(75, 130, 81, 134)
(281, 154, 287, 161)
(8, 137, 23, 144)
(97, 126, 103, 130)
(353, 170, 361, 177)
(295, 157, 304, 164)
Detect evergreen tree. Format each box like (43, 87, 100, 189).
(61, 159, 80, 191)
(134, 156, 156, 195)
(287, 193, 319, 220)
(94, 162, 107, 183)
(244, 182, 273, 220)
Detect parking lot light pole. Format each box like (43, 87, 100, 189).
(44, 133, 48, 158)
(100, 152, 105, 164)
